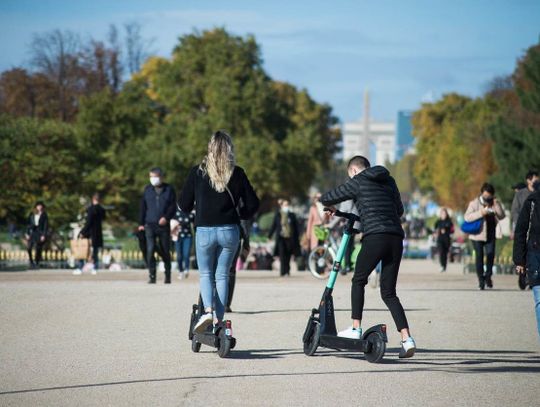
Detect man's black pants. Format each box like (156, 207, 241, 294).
(277, 237, 293, 276)
(437, 237, 450, 269)
(352, 233, 409, 332)
(145, 224, 171, 278)
(27, 233, 44, 265)
(472, 240, 495, 284)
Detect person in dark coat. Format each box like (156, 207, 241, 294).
(513, 181, 540, 338)
(320, 155, 416, 358)
(79, 193, 106, 270)
(138, 167, 177, 284)
(434, 208, 454, 272)
(25, 201, 48, 269)
(268, 199, 301, 276)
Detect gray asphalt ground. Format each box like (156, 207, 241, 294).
(1, 260, 539, 407)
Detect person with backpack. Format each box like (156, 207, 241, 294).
(513, 181, 540, 339)
(464, 183, 505, 290)
(179, 131, 259, 333)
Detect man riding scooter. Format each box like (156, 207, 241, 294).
(320, 155, 416, 358)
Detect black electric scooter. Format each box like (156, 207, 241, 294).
(302, 209, 388, 363)
(188, 296, 236, 358)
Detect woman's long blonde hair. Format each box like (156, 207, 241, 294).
(200, 131, 235, 193)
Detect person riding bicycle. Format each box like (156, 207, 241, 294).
(320, 155, 416, 358)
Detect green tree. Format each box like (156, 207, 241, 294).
(0, 115, 82, 227)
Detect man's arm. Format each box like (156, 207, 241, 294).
(391, 178, 404, 217)
(139, 190, 147, 226)
(513, 200, 532, 267)
(320, 178, 357, 207)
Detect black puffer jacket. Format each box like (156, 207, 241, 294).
(320, 166, 404, 238)
(513, 190, 540, 266)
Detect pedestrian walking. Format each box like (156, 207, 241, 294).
(434, 208, 454, 272)
(179, 131, 259, 333)
(464, 183, 505, 290)
(138, 167, 176, 284)
(513, 180, 540, 339)
(320, 155, 416, 358)
(511, 170, 539, 239)
(25, 201, 48, 269)
(77, 193, 106, 274)
(306, 193, 324, 251)
(171, 207, 195, 279)
(268, 199, 301, 276)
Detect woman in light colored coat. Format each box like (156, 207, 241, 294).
(464, 183, 505, 290)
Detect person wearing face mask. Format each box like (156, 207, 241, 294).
(268, 199, 301, 277)
(138, 167, 177, 284)
(320, 156, 416, 358)
(464, 183, 506, 290)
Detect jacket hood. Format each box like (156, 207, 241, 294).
(360, 166, 390, 182)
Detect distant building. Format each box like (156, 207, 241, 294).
(342, 90, 396, 165)
(396, 110, 415, 160)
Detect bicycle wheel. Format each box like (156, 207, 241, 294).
(308, 246, 334, 279)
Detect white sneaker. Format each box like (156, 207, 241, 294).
(337, 326, 362, 339)
(91, 269, 97, 275)
(193, 313, 213, 334)
(399, 337, 416, 358)
(177, 273, 184, 280)
(72, 269, 82, 275)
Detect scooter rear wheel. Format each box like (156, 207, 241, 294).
(303, 321, 320, 356)
(364, 332, 386, 363)
(217, 331, 232, 358)
(191, 337, 201, 353)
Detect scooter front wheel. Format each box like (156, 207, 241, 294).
(303, 321, 320, 356)
(364, 332, 386, 363)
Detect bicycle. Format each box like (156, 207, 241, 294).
(308, 225, 339, 279)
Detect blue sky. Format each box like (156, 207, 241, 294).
(1, 0, 539, 122)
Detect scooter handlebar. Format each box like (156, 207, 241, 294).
(323, 207, 360, 222)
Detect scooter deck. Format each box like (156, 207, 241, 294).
(319, 334, 372, 352)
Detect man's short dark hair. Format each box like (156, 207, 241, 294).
(481, 182, 495, 195)
(149, 167, 163, 176)
(526, 170, 539, 180)
(347, 156, 371, 170)
(35, 201, 45, 208)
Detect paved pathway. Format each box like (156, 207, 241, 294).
(1, 260, 539, 406)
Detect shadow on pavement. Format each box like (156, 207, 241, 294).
(233, 308, 430, 315)
(2, 348, 538, 396)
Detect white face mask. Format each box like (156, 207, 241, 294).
(150, 176, 161, 186)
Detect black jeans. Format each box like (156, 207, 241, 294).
(277, 237, 293, 276)
(145, 224, 171, 277)
(27, 234, 45, 265)
(472, 240, 496, 283)
(352, 234, 409, 332)
(437, 237, 450, 269)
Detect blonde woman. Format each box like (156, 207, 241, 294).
(179, 131, 259, 332)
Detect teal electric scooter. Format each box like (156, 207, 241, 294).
(302, 209, 388, 363)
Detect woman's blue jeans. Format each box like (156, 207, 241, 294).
(196, 225, 239, 320)
(175, 236, 192, 272)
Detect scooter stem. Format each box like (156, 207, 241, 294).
(326, 232, 351, 289)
